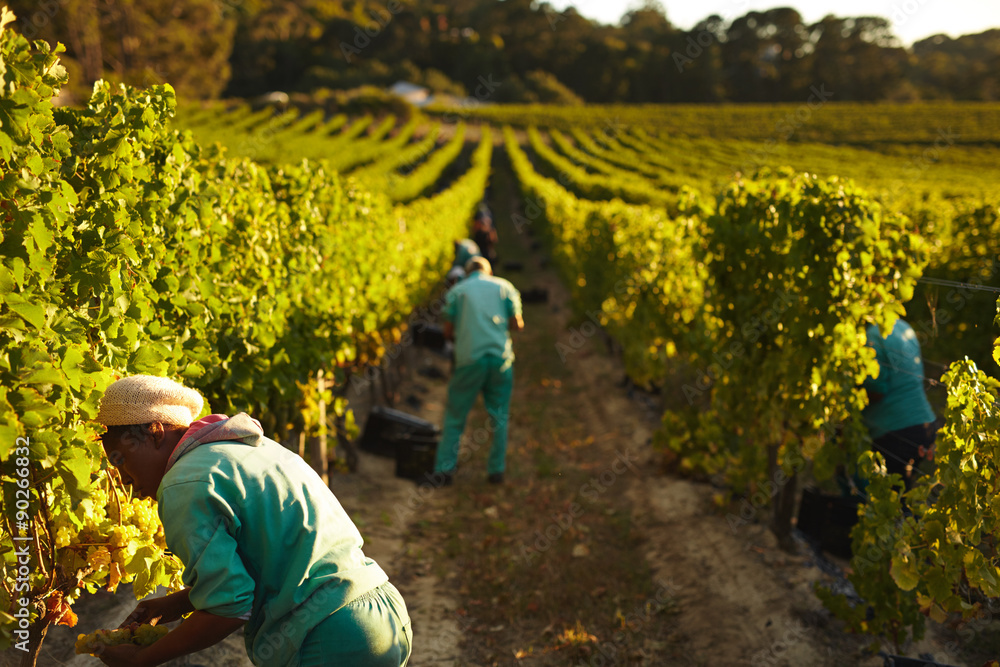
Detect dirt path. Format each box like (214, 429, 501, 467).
(335, 360, 465, 666)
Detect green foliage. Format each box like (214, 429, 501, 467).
(675, 169, 929, 487)
(0, 13, 182, 648)
(898, 358, 1000, 613)
(504, 126, 706, 387)
(499, 99, 1000, 650)
(526, 126, 680, 214)
(445, 102, 1000, 144)
(822, 352, 1000, 651)
(815, 454, 926, 651)
(350, 123, 441, 189)
(558, 128, 675, 187)
(8, 0, 1000, 103)
(177, 101, 471, 205)
(385, 124, 467, 203)
(0, 21, 491, 651)
(6, 0, 237, 100)
(325, 114, 419, 172)
(398, 129, 493, 266)
(907, 203, 1000, 377)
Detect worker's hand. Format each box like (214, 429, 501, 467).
(98, 643, 147, 667)
(120, 590, 191, 627)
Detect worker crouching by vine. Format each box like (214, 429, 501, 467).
(95, 374, 411, 667)
(862, 318, 940, 492)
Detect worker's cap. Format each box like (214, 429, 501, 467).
(465, 256, 491, 274)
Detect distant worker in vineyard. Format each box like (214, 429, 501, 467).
(434, 257, 524, 485)
(446, 266, 466, 288)
(94, 375, 411, 667)
(452, 238, 481, 274)
(862, 317, 939, 491)
(471, 203, 498, 266)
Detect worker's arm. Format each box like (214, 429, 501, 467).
(862, 324, 889, 405)
(865, 387, 884, 405)
(509, 313, 524, 332)
(444, 321, 454, 341)
(119, 588, 194, 627)
(99, 611, 246, 667)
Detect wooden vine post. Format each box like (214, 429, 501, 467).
(312, 369, 329, 486)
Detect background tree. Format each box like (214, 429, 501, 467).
(9, 0, 1000, 106)
(7, 0, 236, 101)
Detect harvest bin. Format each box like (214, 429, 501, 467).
(393, 433, 438, 482)
(360, 406, 440, 481)
(882, 656, 958, 667)
(795, 487, 861, 559)
(411, 322, 447, 352)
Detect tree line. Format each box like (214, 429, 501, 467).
(10, 0, 1000, 104)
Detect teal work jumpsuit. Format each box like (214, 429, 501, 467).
(159, 416, 411, 666)
(434, 270, 522, 476)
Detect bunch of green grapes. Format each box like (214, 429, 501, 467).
(74, 623, 169, 655)
(47, 471, 181, 607)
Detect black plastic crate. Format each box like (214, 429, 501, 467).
(796, 486, 861, 559)
(412, 322, 446, 352)
(522, 287, 549, 304)
(394, 433, 439, 481)
(882, 656, 958, 667)
(360, 406, 440, 458)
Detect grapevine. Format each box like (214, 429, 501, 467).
(0, 14, 491, 662)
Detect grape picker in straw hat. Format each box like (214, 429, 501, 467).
(94, 375, 411, 667)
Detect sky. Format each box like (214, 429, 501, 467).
(544, 0, 1000, 46)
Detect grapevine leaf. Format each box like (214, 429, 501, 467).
(0, 424, 22, 458)
(7, 302, 46, 329)
(130, 344, 169, 375)
(890, 552, 920, 592)
(0, 97, 30, 142)
(22, 366, 64, 387)
(56, 449, 93, 504)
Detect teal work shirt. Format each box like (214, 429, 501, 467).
(444, 271, 522, 368)
(861, 320, 936, 439)
(157, 439, 388, 667)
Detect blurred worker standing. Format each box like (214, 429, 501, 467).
(471, 203, 498, 266)
(452, 238, 481, 274)
(862, 317, 938, 490)
(434, 257, 523, 485)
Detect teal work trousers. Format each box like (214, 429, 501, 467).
(435, 354, 514, 475)
(299, 581, 412, 666)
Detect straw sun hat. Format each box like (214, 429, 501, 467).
(96, 375, 204, 427)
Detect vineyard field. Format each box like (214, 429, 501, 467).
(3, 13, 1000, 667)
